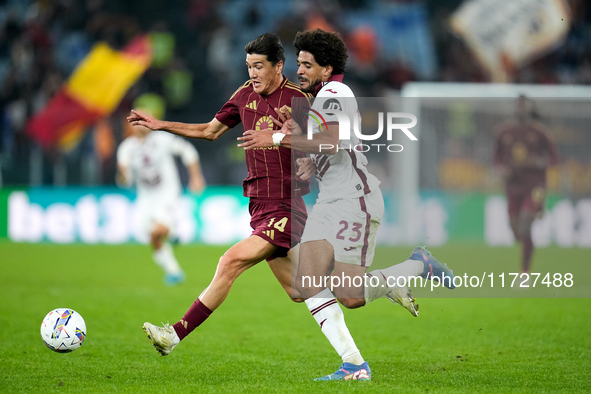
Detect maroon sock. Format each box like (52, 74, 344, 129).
(521, 236, 534, 273)
(172, 299, 213, 341)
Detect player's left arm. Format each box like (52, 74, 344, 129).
(538, 122, 559, 167)
(115, 142, 134, 187)
(116, 164, 133, 188)
(187, 161, 206, 195)
(170, 136, 207, 194)
(528, 121, 560, 169)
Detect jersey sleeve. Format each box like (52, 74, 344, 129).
(215, 82, 249, 128)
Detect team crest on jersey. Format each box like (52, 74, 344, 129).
(256, 116, 274, 130)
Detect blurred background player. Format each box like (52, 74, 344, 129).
(493, 95, 559, 274)
(128, 33, 314, 356)
(239, 29, 455, 381)
(117, 93, 206, 285)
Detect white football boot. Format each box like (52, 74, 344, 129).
(387, 286, 419, 317)
(142, 322, 180, 356)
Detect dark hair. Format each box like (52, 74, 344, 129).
(293, 29, 348, 75)
(244, 33, 285, 65)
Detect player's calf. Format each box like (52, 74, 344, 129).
(337, 297, 365, 309)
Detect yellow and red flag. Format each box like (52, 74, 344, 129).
(26, 35, 152, 151)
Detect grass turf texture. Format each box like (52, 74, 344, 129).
(0, 241, 589, 393)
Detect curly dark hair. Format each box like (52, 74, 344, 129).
(293, 29, 348, 75)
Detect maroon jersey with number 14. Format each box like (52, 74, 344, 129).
(215, 77, 312, 199)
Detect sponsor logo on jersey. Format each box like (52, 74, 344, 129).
(323, 99, 342, 111)
(262, 229, 275, 240)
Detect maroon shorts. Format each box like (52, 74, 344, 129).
(507, 186, 546, 217)
(249, 197, 307, 261)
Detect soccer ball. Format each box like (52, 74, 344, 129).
(40, 308, 86, 353)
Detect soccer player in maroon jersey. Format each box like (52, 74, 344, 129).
(493, 95, 559, 274)
(127, 33, 314, 356)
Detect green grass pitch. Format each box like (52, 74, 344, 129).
(1, 241, 590, 393)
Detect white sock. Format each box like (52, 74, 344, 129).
(305, 288, 364, 365)
(152, 243, 182, 275)
(365, 260, 423, 304)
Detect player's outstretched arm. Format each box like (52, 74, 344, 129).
(127, 110, 230, 141)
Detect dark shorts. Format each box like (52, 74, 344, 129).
(249, 197, 307, 261)
(507, 186, 546, 217)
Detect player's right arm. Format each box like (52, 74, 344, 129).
(127, 110, 230, 141)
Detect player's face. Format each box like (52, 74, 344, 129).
(246, 54, 283, 95)
(297, 51, 330, 93)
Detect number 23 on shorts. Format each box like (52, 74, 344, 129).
(336, 220, 363, 242)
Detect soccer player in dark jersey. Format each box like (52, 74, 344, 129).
(493, 95, 559, 273)
(127, 33, 314, 356)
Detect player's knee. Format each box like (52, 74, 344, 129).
(295, 275, 305, 294)
(516, 224, 532, 239)
(338, 297, 365, 309)
(217, 253, 251, 280)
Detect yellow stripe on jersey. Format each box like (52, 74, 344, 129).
(229, 80, 252, 100)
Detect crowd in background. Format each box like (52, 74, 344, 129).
(0, 0, 590, 189)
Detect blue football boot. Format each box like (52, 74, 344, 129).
(314, 362, 371, 381)
(410, 246, 455, 289)
(164, 271, 185, 286)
